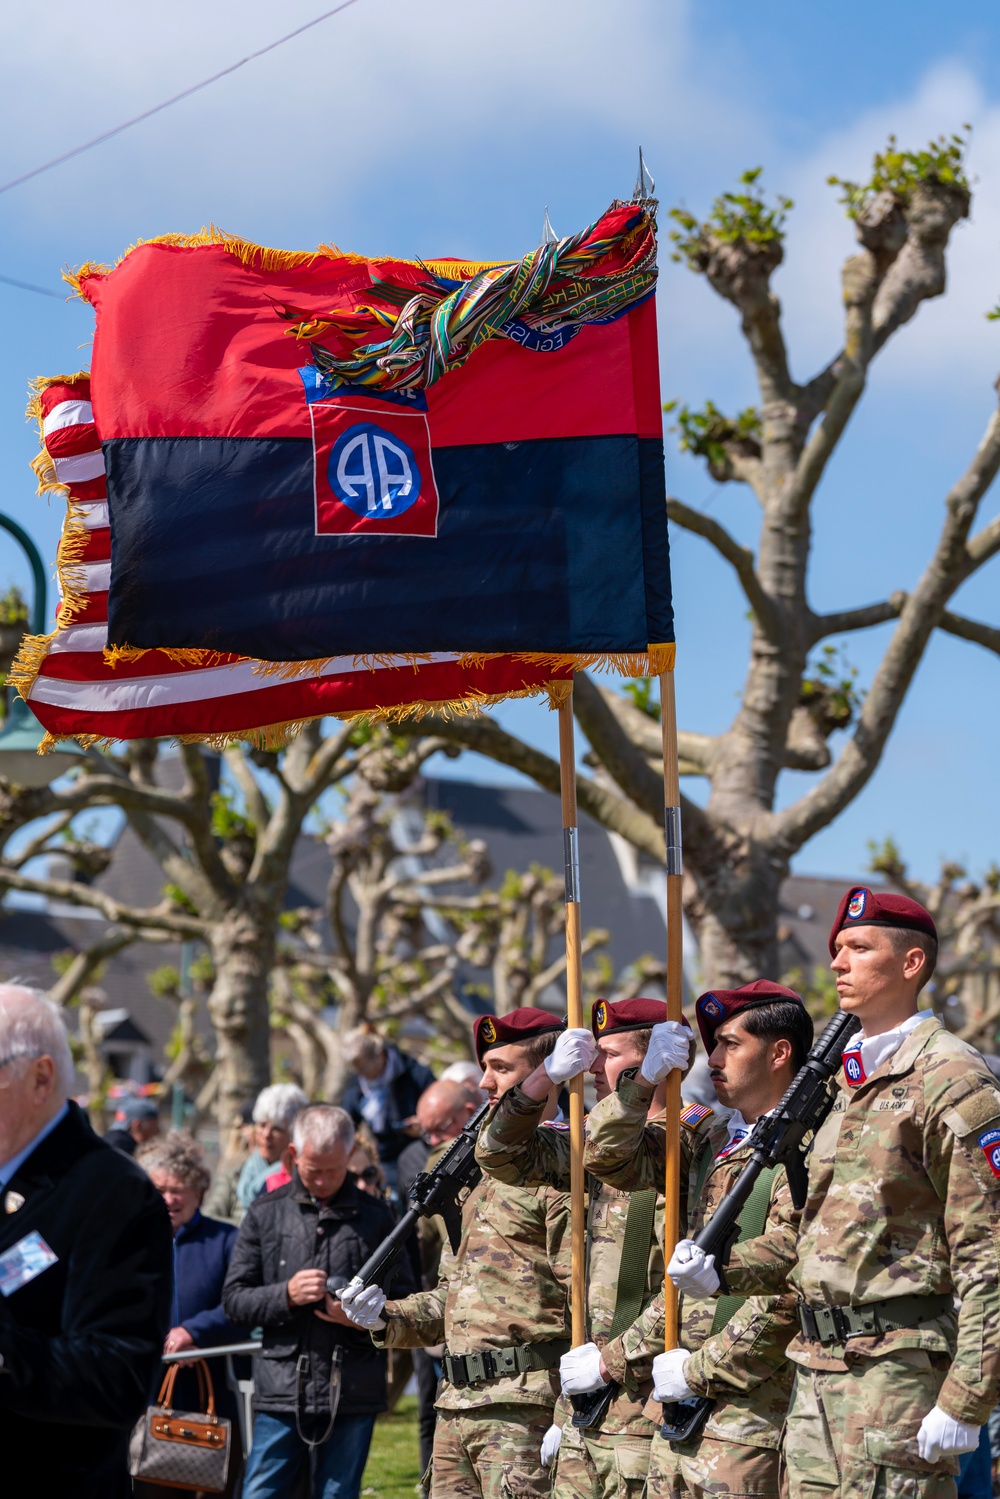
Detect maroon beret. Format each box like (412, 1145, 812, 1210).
(695, 979, 805, 1053)
(828, 886, 937, 958)
(473, 1007, 565, 1065)
(592, 997, 669, 1037)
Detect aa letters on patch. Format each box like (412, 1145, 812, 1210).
(310, 399, 440, 538)
(978, 1128, 1000, 1179)
(0, 1230, 58, 1296)
(843, 1050, 867, 1086)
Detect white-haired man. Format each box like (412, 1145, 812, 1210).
(224, 1102, 416, 1499)
(0, 985, 173, 1499)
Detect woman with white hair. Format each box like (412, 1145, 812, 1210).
(206, 1084, 308, 1225)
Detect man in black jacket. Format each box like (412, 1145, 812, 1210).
(0, 985, 173, 1499)
(224, 1102, 414, 1499)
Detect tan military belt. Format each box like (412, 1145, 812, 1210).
(442, 1339, 570, 1387)
(797, 1293, 952, 1345)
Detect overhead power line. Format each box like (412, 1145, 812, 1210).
(0, 273, 63, 299)
(0, 0, 365, 198)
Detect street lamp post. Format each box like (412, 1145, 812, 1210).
(0, 514, 85, 786)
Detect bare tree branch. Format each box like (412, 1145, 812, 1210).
(939, 610, 1000, 657)
(398, 708, 705, 865)
(773, 398, 1000, 851)
(224, 745, 271, 833)
(47, 927, 139, 1007)
(667, 499, 780, 637)
(0, 869, 208, 938)
(808, 591, 907, 644)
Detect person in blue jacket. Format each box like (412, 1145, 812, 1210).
(136, 1131, 249, 1496)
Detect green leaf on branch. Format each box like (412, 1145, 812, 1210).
(669, 169, 793, 265)
(800, 645, 863, 735)
(828, 127, 972, 221)
(622, 678, 661, 721)
(664, 399, 761, 470)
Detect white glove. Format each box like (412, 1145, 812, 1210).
(640, 1022, 692, 1084)
(667, 1239, 720, 1296)
(540, 1422, 562, 1467)
(339, 1277, 387, 1330)
(560, 1340, 607, 1395)
(545, 1028, 598, 1085)
(916, 1406, 980, 1463)
(652, 1348, 694, 1401)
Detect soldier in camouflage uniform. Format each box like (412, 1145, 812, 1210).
(668, 889, 1000, 1499)
(341, 1008, 573, 1499)
(474, 997, 692, 1499)
(585, 981, 813, 1499)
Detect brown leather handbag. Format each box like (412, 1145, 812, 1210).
(129, 1358, 232, 1492)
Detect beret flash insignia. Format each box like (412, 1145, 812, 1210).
(594, 1001, 608, 1031)
(847, 889, 868, 920)
(480, 1017, 496, 1045)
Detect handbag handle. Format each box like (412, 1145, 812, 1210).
(155, 1355, 216, 1418)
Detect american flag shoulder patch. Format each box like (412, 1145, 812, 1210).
(680, 1102, 714, 1131)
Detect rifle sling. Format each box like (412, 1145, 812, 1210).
(607, 1189, 658, 1341)
(709, 1162, 777, 1336)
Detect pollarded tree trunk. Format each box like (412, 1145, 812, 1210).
(206, 908, 277, 1126)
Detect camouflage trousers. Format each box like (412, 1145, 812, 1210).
(430, 1403, 554, 1499)
(646, 1429, 780, 1499)
(552, 1418, 652, 1498)
(784, 1353, 959, 1499)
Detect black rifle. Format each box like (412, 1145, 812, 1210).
(660, 1007, 861, 1446)
(327, 1101, 488, 1298)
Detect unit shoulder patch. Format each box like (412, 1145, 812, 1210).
(680, 1102, 714, 1131)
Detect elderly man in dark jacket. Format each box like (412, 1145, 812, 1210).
(224, 1102, 414, 1499)
(0, 986, 173, 1499)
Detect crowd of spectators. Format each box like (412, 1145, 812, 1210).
(0, 989, 496, 1499)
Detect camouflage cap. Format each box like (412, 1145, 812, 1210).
(473, 1006, 565, 1064)
(829, 886, 937, 957)
(695, 979, 805, 1053)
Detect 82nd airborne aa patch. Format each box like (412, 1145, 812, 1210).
(978, 1128, 1000, 1179)
(843, 1049, 867, 1086)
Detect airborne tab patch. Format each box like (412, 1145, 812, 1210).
(680, 1102, 713, 1131)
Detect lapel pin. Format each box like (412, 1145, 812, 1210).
(4, 1191, 25, 1214)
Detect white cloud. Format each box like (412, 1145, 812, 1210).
(0, 0, 751, 252)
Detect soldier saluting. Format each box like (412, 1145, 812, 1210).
(669, 888, 1000, 1499)
(472, 996, 691, 1498)
(583, 982, 811, 1499)
(340, 1008, 572, 1499)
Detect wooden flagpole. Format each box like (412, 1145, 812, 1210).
(659, 666, 683, 1351)
(557, 683, 587, 1347)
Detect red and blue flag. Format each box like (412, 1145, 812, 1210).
(71, 202, 673, 670)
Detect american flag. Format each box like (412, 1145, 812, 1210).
(14, 375, 565, 745)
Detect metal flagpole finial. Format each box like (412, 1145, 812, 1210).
(539, 206, 559, 246)
(633, 147, 655, 203)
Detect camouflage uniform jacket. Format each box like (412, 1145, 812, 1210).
(475, 1085, 666, 1436)
(583, 1074, 800, 1450)
(726, 1016, 1000, 1426)
(375, 1166, 572, 1412)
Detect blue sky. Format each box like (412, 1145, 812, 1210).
(0, 0, 998, 884)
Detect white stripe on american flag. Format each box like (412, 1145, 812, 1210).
(43, 399, 94, 436)
(53, 450, 105, 483)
